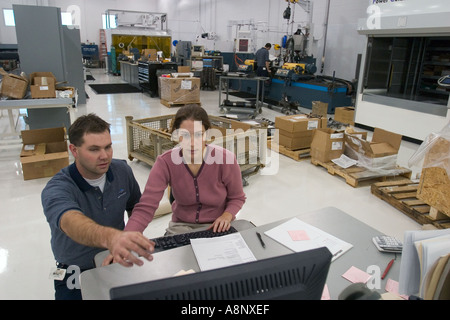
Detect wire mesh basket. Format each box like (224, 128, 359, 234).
(126, 115, 268, 181)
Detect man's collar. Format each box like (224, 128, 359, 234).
(69, 162, 114, 192)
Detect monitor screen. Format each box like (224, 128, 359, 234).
(203, 59, 213, 68)
(110, 247, 332, 300)
(193, 45, 204, 52)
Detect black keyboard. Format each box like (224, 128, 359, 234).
(151, 226, 238, 252)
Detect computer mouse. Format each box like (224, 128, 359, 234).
(338, 283, 382, 300)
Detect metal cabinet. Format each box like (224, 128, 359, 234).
(138, 61, 177, 97)
(13, 4, 86, 130)
(120, 61, 140, 88)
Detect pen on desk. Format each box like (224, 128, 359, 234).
(381, 258, 395, 280)
(256, 232, 265, 248)
(333, 249, 343, 258)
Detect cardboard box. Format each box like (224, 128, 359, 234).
(275, 114, 327, 149)
(159, 77, 200, 104)
(177, 66, 191, 73)
(311, 101, 328, 117)
(345, 127, 368, 141)
(275, 114, 326, 133)
(20, 127, 69, 180)
(279, 130, 315, 150)
(142, 49, 158, 61)
(0, 68, 28, 99)
(344, 128, 401, 169)
(335, 107, 355, 125)
(29, 72, 56, 98)
(56, 86, 75, 98)
(344, 128, 402, 158)
(310, 128, 345, 163)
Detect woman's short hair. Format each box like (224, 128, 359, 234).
(69, 113, 111, 146)
(170, 104, 211, 133)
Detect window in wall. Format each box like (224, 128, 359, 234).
(3, 9, 15, 26)
(3, 9, 72, 26)
(61, 12, 73, 26)
(102, 14, 117, 29)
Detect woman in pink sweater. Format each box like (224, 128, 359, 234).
(125, 105, 246, 236)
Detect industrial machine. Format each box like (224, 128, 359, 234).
(221, 0, 354, 115)
(237, 59, 256, 72)
(275, 62, 317, 81)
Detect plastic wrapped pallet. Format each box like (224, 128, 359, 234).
(344, 127, 405, 175)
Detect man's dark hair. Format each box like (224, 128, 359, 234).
(170, 104, 211, 133)
(265, 43, 272, 49)
(69, 113, 111, 146)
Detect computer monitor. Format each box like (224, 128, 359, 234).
(191, 45, 204, 57)
(109, 247, 332, 300)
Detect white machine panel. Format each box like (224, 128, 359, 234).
(358, 0, 450, 35)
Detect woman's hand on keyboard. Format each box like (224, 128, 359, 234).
(210, 212, 233, 233)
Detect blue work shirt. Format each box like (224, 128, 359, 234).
(41, 159, 141, 269)
(255, 47, 269, 69)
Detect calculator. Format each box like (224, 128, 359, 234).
(372, 235, 403, 253)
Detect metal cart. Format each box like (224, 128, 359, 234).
(218, 74, 270, 119)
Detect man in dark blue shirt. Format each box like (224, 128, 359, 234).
(255, 43, 272, 77)
(42, 113, 154, 300)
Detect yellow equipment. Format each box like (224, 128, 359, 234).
(281, 62, 317, 75)
(282, 63, 307, 74)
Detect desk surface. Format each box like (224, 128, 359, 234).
(80, 207, 400, 300)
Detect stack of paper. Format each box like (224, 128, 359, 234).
(399, 229, 450, 299)
(190, 233, 256, 271)
(264, 218, 353, 261)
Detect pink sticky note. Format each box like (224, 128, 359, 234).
(342, 266, 371, 284)
(321, 284, 331, 300)
(385, 278, 409, 300)
(288, 230, 310, 241)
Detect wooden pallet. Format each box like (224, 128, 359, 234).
(160, 99, 201, 108)
(267, 137, 310, 162)
(311, 158, 412, 187)
(371, 179, 450, 229)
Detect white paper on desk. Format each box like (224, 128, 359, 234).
(264, 218, 353, 261)
(190, 233, 256, 271)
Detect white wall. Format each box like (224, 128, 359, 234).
(0, 0, 369, 81)
(320, 0, 367, 81)
(0, 0, 51, 43)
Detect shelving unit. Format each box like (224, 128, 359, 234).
(363, 36, 450, 108)
(99, 29, 107, 68)
(417, 37, 450, 102)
